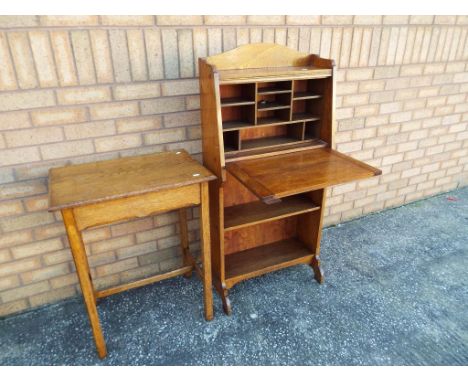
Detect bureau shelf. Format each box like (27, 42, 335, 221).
(293, 93, 322, 100)
(225, 238, 314, 288)
(224, 195, 320, 231)
(221, 98, 256, 107)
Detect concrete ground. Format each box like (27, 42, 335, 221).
(0, 187, 467, 365)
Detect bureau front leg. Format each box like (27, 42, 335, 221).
(61, 208, 107, 359)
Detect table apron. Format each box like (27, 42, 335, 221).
(73, 183, 201, 231)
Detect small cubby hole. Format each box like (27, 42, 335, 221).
(257, 80, 292, 94)
(223, 130, 240, 152)
(220, 83, 256, 104)
(240, 123, 304, 151)
(221, 104, 256, 130)
(293, 78, 326, 99)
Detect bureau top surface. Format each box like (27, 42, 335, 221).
(48, 150, 216, 211)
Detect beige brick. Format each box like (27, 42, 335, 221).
(114, 83, 160, 101)
(110, 218, 153, 238)
(359, 80, 385, 93)
(90, 235, 134, 254)
(95, 133, 142, 153)
(354, 105, 379, 118)
(321, 16, 353, 25)
(434, 16, 456, 25)
(352, 15, 382, 25)
(50, 31, 78, 86)
(39, 16, 98, 26)
(0, 299, 30, 316)
(21, 263, 69, 285)
(144, 29, 164, 80)
(0, 200, 23, 217)
(382, 16, 409, 24)
(345, 68, 373, 81)
(31, 107, 86, 127)
(117, 241, 158, 260)
(127, 29, 148, 81)
(164, 111, 200, 128)
(109, 30, 131, 83)
(42, 249, 71, 266)
(370, 90, 395, 103)
(161, 79, 199, 96)
(0, 32, 17, 90)
(57, 86, 111, 105)
(2, 177, 46, 199)
(28, 31, 58, 88)
(379, 102, 402, 114)
(0, 230, 32, 250)
(336, 140, 362, 153)
(7, 32, 38, 89)
(4, 126, 63, 147)
(246, 16, 285, 25)
(89, 101, 139, 120)
(283, 16, 319, 25)
(136, 225, 175, 243)
(116, 116, 162, 134)
(203, 15, 246, 25)
(40, 140, 94, 160)
(69, 30, 95, 86)
(64, 120, 115, 140)
(140, 97, 185, 115)
(178, 29, 194, 78)
(374, 66, 399, 79)
(0, 15, 38, 27)
(162, 29, 179, 79)
(49, 273, 78, 289)
(154, 16, 202, 25)
(95, 257, 138, 277)
(29, 285, 76, 308)
(0, 280, 49, 303)
(409, 16, 434, 24)
(33, 223, 66, 241)
(0, 146, 41, 166)
(144, 128, 185, 145)
(12, 238, 63, 260)
(0, 274, 20, 292)
(101, 16, 154, 26)
(89, 30, 114, 84)
(343, 93, 369, 107)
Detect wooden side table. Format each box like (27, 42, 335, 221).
(48, 150, 216, 359)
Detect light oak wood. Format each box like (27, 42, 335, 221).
(49, 151, 216, 358)
(199, 43, 381, 314)
(48, 149, 215, 211)
(224, 194, 320, 231)
(73, 184, 200, 231)
(225, 238, 314, 289)
(226, 148, 381, 204)
(61, 208, 107, 359)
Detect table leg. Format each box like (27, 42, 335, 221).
(61, 208, 107, 359)
(200, 183, 214, 321)
(178, 208, 193, 278)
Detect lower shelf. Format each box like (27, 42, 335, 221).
(225, 238, 314, 288)
(224, 194, 320, 231)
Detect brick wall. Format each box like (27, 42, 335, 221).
(0, 15, 467, 316)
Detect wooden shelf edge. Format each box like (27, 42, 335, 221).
(224, 195, 320, 231)
(224, 238, 315, 289)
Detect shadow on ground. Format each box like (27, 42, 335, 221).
(1, 187, 467, 365)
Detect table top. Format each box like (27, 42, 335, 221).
(226, 148, 381, 204)
(48, 150, 216, 211)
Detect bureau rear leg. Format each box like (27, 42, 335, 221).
(221, 285, 232, 315)
(310, 255, 324, 284)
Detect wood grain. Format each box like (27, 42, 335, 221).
(48, 150, 215, 211)
(226, 148, 382, 203)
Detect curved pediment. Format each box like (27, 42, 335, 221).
(206, 43, 311, 70)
